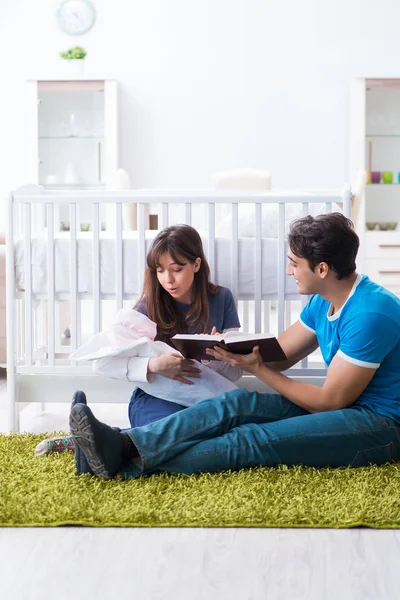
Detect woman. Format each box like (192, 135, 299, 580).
(36, 224, 242, 459)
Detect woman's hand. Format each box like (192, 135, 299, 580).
(200, 326, 222, 365)
(210, 326, 221, 335)
(148, 354, 201, 384)
(205, 345, 263, 374)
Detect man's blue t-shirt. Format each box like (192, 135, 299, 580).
(135, 286, 240, 336)
(300, 274, 400, 423)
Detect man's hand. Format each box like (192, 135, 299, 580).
(205, 345, 263, 374)
(148, 354, 201, 384)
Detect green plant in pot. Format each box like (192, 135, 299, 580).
(60, 46, 87, 60)
(60, 46, 87, 75)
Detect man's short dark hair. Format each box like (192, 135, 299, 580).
(287, 212, 359, 280)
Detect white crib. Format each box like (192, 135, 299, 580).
(6, 185, 352, 432)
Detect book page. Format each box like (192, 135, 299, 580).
(172, 332, 276, 343)
(222, 331, 275, 343)
(172, 333, 225, 341)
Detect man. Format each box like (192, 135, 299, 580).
(69, 213, 400, 480)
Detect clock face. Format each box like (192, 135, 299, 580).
(57, 0, 96, 35)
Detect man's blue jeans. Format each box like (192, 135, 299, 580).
(119, 388, 400, 479)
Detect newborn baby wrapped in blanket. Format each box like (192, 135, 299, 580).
(34, 310, 239, 457)
(70, 309, 239, 406)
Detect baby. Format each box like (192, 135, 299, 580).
(35, 310, 238, 456)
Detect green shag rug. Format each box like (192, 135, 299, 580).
(2, 433, 400, 528)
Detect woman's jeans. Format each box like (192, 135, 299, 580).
(128, 388, 186, 427)
(120, 388, 400, 479)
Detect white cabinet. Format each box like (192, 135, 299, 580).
(349, 78, 400, 292)
(365, 84, 400, 226)
(25, 77, 118, 227)
(364, 231, 400, 294)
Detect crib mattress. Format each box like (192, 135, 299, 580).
(14, 231, 299, 299)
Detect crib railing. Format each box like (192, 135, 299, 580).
(6, 184, 352, 431)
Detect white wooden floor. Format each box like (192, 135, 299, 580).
(1, 373, 400, 600)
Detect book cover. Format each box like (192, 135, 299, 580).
(171, 332, 287, 362)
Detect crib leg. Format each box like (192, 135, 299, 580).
(14, 401, 20, 433)
(7, 374, 19, 433)
(36, 402, 45, 416)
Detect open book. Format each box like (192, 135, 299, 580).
(171, 332, 287, 362)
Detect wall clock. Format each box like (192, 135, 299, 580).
(57, 0, 97, 36)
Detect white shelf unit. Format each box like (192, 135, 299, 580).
(25, 78, 118, 228)
(349, 78, 400, 291)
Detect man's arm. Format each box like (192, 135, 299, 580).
(206, 329, 376, 413)
(266, 321, 319, 371)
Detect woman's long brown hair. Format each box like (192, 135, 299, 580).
(136, 225, 220, 342)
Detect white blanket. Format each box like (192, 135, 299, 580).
(71, 309, 238, 407)
(14, 231, 299, 298)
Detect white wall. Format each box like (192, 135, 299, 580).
(2, 0, 400, 227)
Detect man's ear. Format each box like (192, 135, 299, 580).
(194, 258, 201, 272)
(317, 262, 329, 278)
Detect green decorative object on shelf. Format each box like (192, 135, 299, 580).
(60, 46, 87, 60)
(366, 222, 397, 231)
(382, 171, 393, 184)
(366, 222, 378, 231)
(377, 222, 397, 231)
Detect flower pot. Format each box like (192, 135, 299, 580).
(371, 171, 381, 184)
(63, 59, 85, 77)
(382, 171, 393, 184)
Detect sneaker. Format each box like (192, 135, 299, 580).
(70, 403, 125, 480)
(33, 391, 87, 464)
(34, 435, 74, 457)
(70, 391, 94, 476)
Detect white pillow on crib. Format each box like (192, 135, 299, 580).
(213, 168, 272, 191)
(215, 202, 343, 238)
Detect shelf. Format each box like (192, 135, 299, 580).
(366, 134, 400, 138)
(365, 229, 399, 233)
(39, 136, 104, 140)
(367, 183, 400, 186)
(37, 80, 106, 92)
(41, 183, 105, 189)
